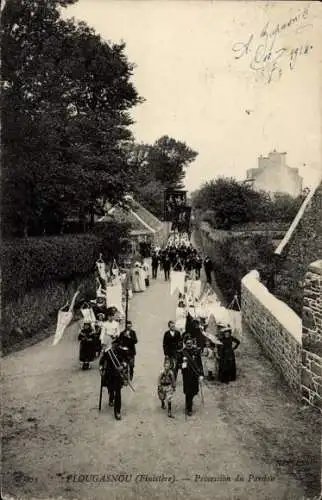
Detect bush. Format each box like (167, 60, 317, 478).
(93, 220, 131, 262)
(196, 228, 276, 305)
(1, 234, 102, 303)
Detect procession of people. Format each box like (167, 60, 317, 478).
(70, 231, 240, 421)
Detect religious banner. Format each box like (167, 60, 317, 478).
(96, 277, 107, 299)
(106, 281, 124, 316)
(228, 310, 242, 339)
(164, 190, 187, 221)
(96, 254, 107, 281)
(188, 280, 202, 301)
(52, 290, 80, 346)
(172, 206, 192, 232)
(111, 258, 119, 277)
(170, 271, 186, 295)
(204, 330, 223, 345)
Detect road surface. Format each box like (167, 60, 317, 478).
(2, 267, 321, 500)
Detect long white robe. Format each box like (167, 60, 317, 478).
(132, 266, 146, 292)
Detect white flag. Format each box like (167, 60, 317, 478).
(106, 282, 124, 316)
(96, 255, 107, 281)
(170, 271, 186, 295)
(191, 280, 202, 300)
(52, 290, 79, 346)
(229, 310, 242, 338)
(80, 307, 96, 324)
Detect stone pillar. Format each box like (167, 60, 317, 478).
(301, 260, 322, 411)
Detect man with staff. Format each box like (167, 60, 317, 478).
(99, 339, 133, 420)
(180, 336, 204, 416)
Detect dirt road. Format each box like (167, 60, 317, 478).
(2, 267, 321, 500)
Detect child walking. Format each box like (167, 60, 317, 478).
(157, 357, 176, 418)
(202, 338, 217, 381)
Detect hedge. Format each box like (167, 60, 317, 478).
(1, 234, 103, 303)
(194, 227, 276, 306)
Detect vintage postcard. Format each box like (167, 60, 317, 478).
(2, 1, 322, 499)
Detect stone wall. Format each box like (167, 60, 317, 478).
(274, 181, 322, 316)
(301, 260, 322, 410)
(241, 270, 302, 395)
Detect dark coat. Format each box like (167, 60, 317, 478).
(78, 329, 96, 362)
(163, 329, 182, 358)
(99, 346, 129, 389)
(204, 258, 213, 272)
(181, 347, 204, 395)
(194, 258, 202, 270)
(173, 260, 183, 271)
(218, 335, 240, 382)
(151, 256, 159, 269)
(118, 329, 138, 357)
(92, 304, 109, 321)
(162, 257, 171, 271)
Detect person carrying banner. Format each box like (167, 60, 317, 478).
(78, 322, 96, 370)
(180, 337, 204, 416)
(99, 341, 130, 420)
(157, 357, 176, 418)
(162, 321, 182, 380)
(118, 320, 138, 381)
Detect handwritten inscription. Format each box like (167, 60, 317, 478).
(232, 7, 314, 83)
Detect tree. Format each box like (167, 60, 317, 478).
(124, 137, 198, 218)
(192, 177, 305, 229)
(269, 192, 303, 221)
(148, 135, 198, 189)
(2, 0, 142, 237)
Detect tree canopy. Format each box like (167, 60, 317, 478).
(191, 177, 304, 229)
(2, 0, 142, 237)
(126, 136, 198, 218)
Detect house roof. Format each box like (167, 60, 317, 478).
(98, 195, 163, 235)
(275, 175, 322, 255)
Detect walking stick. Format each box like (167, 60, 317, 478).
(98, 373, 103, 411)
(200, 379, 205, 406)
(125, 287, 129, 325)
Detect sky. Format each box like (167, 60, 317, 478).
(63, 0, 322, 192)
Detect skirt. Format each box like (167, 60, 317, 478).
(158, 385, 174, 403)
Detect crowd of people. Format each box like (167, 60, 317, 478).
(75, 231, 240, 421)
(151, 235, 204, 282)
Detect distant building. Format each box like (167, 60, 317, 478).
(246, 150, 303, 197)
(96, 194, 167, 256)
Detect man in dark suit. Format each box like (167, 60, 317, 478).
(180, 337, 204, 416)
(151, 252, 159, 279)
(162, 254, 171, 281)
(204, 256, 213, 284)
(163, 320, 182, 379)
(118, 321, 138, 380)
(99, 341, 130, 420)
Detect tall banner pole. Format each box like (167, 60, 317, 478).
(125, 287, 129, 325)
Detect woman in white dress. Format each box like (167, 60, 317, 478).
(132, 262, 146, 292)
